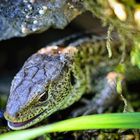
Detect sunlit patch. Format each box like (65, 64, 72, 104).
(108, 0, 127, 21)
(134, 9, 140, 26)
(38, 46, 58, 54)
(62, 46, 78, 55)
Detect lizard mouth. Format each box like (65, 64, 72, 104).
(7, 110, 46, 130)
(8, 118, 34, 128)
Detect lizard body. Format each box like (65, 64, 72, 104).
(4, 32, 121, 130)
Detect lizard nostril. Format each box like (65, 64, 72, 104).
(15, 113, 20, 118)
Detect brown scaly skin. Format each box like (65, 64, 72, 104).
(4, 32, 123, 130)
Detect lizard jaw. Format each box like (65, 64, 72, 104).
(7, 110, 47, 130)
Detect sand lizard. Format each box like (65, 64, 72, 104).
(4, 32, 124, 130)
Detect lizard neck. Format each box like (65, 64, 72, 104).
(58, 32, 120, 93)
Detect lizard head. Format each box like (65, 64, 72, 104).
(4, 46, 84, 130)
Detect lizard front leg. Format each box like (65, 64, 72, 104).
(72, 71, 125, 116)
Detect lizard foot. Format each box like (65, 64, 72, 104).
(72, 72, 125, 117)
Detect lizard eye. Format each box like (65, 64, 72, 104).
(70, 71, 76, 86)
(38, 91, 48, 102)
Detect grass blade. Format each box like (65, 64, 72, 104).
(0, 112, 140, 140)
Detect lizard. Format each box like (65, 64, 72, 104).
(4, 32, 125, 130)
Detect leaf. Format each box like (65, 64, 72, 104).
(131, 40, 140, 69)
(0, 113, 140, 140)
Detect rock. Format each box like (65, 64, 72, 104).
(1, 0, 138, 41)
(0, 0, 84, 40)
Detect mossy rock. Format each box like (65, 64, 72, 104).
(0, 0, 140, 41)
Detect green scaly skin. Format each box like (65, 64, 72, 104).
(4, 32, 123, 130)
